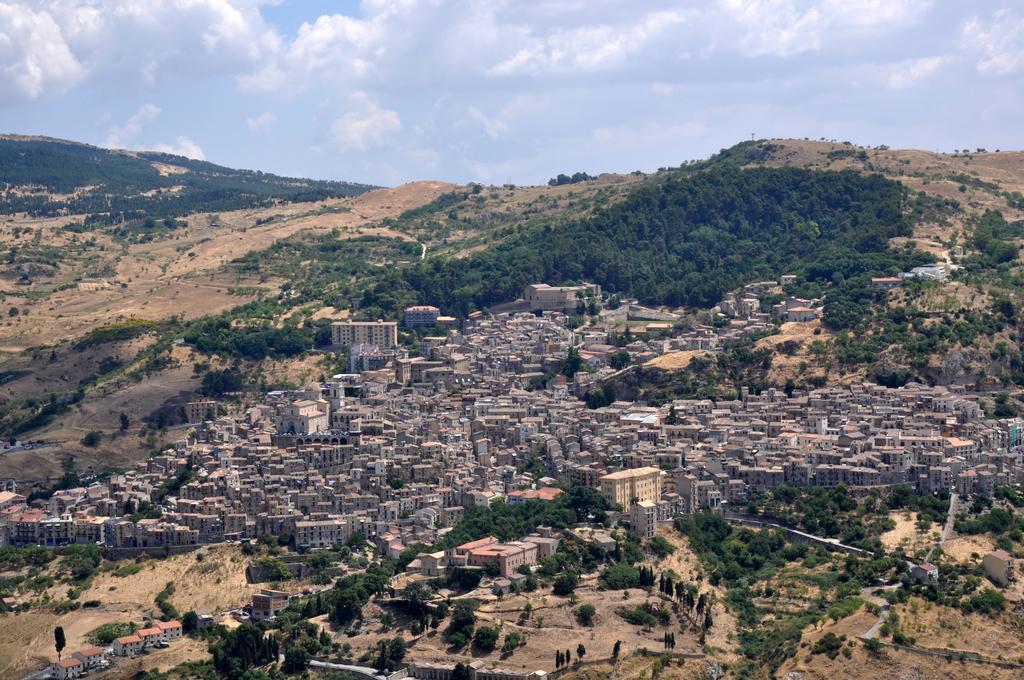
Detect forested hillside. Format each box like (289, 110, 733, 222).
(361, 166, 929, 316)
(0, 136, 373, 218)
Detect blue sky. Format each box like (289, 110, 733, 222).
(1, 1, 1022, 186)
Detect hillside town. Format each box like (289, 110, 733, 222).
(0, 280, 1014, 559)
(2, 280, 1021, 679)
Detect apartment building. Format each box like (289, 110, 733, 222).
(599, 467, 662, 510)
(331, 320, 398, 348)
(404, 305, 441, 329)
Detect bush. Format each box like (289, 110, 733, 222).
(87, 622, 138, 645)
(80, 431, 102, 447)
(600, 563, 640, 590)
(811, 632, 843, 659)
(473, 626, 500, 652)
(575, 604, 596, 626)
(552, 572, 578, 596)
(968, 588, 1006, 615)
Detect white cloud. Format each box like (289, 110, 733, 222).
(465, 97, 540, 140)
(0, 2, 84, 100)
(962, 9, 1024, 76)
(721, 0, 931, 57)
(0, 0, 281, 101)
(151, 136, 205, 160)
(887, 55, 946, 90)
(330, 93, 401, 152)
(246, 111, 276, 132)
(105, 102, 161, 148)
(488, 10, 686, 76)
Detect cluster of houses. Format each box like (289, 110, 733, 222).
(3, 293, 1024, 563)
(50, 620, 182, 678)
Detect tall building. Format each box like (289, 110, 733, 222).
(599, 466, 662, 510)
(403, 305, 441, 328)
(523, 283, 601, 312)
(331, 320, 398, 348)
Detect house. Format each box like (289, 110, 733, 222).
(154, 619, 183, 641)
(72, 646, 106, 668)
(251, 589, 290, 621)
(786, 307, 819, 323)
(983, 550, 1015, 586)
(870, 277, 901, 289)
(909, 561, 938, 583)
(138, 627, 164, 648)
(51, 658, 84, 680)
(114, 635, 145, 657)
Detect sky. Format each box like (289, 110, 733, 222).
(0, 1, 1022, 186)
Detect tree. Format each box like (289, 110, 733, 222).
(473, 626, 500, 652)
(561, 347, 584, 378)
(610, 351, 631, 370)
(575, 604, 596, 626)
(119, 412, 130, 432)
(612, 640, 622, 662)
(80, 431, 101, 447)
(501, 632, 522, 655)
(556, 651, 563, 668)
(576, 643, 586, 661)
(452, 663, 472, 680)
(181, 611, 199, 634)
(283, 646, 310, 674)
(55, 626, 66, 661)
(552, 572, 578, 596)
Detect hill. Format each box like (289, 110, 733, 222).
(0, 135, 374, 218)
(4, 137, 1024, 484)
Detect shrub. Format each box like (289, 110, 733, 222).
(552, 572, 578, 596)
(575, 604, 596, 626)
(473, 626, 500, 652)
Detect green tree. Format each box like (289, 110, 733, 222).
(181, 611, 199, 634)
(80, 431, 101, 447)
(610, 351, 631, 370)
(55, 626, 66, 661)
(552, 572, 578, 596)
(473, 626, 500, 652)
(561, 347, 583, 378)
(283, 646, 310, 674)
(575, 604, 596, 626)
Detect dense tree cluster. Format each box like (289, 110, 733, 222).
(0, 139, 372, 218)
(362, 166, 922, 316)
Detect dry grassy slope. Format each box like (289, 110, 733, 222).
(0, 545, 271, 678)
(0, 181, 455, 351)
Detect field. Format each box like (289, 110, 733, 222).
(879, 511, 940, 555)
